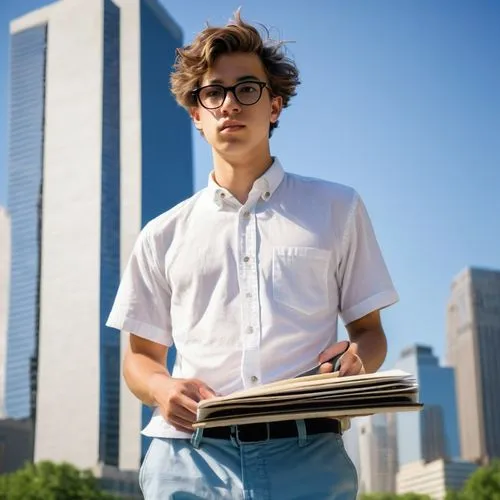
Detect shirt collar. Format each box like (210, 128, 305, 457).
(207, 157, 285, 208)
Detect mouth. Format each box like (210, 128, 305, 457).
(220, 122, 245, 133)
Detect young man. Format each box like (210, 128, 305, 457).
(107, 11, 398, 500)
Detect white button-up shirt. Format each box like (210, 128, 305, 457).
(106, 158, 399, 439)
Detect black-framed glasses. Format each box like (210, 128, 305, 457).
(192, 81, 270, 109)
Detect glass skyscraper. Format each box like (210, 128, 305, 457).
(0, 207, 11, 418)
(395, 345, 460, 467)
(137, 0, 193, 462)
(6, 0, 192, 482)
(6, 23, 47, 421)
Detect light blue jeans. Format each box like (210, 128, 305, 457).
(139, 424, 358, 499)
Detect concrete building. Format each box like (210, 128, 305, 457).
(0, 208, 10, 418)
(395, 345, 460, 466)
(357, 414, 398, 494)
(447, 267, 500, 464)
(6, 0, 192, 489)
(396, 459, 478, 500)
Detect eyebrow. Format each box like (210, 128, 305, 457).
(207, 75, 261, 85)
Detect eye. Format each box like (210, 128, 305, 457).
(205, 88, 223, 98)
(239, 85, 257, 93)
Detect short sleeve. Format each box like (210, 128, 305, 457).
(106, 227, 173, 346)
(337, 192, 399, 325)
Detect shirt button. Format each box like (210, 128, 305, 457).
(263, 191, 270, 199)
(243, 211, 250, 218)
(220, 192, 226, 198)
(243, 256, 250, 263)
(246, 326, 254, 334)
(246, 292, 252, 298)
(251, 376, 259, 383)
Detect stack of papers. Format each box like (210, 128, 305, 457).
(194, 369, 423, 428)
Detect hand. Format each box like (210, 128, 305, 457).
(318, 340, 365, 377)
(150, 375, 216, 433)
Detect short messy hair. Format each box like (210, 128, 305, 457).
(170, 10, 300, 136)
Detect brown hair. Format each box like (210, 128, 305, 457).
(170, 10, 300, 136)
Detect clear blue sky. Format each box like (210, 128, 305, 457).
(1, 0, 499, 369)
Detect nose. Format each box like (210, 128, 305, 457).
(220, 89, 241, 115)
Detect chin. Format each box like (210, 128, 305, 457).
(216, 140, 251, 155)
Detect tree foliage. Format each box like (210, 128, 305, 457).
(445, 460, 500, 500)
(361, 460, 500, 500)
(0, 461, 118, 500)
(360, 493, 432, 500)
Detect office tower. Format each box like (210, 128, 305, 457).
(396, 459, 478, 500)
(343, 423, 360, 474)
(0, 418, 33, 474)
(395, 345, 460, 467)
(0, 208, 10, 418)
(357, 414, 398, 494)
(386, 413, 399, 490)
(7, 0, 192, 483)
(447, 267, 500, 464)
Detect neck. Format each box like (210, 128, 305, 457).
(212, 145, 273, 204)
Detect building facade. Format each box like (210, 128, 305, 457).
(395, 344, 460, 466)
(5, 19, 46, 420)
(342, 424, 360, 475)
(7, 0, 192, 481)
(446, 267, 500, 463)
(357, 413, 398, 494)
(396, 459, 478, 500)
(0, 208, 11, 418)
(0, 418, 33, 474)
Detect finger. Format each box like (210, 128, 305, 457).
(192, 380, 217, 399)
(176, 393, 199, 415)
(199, 387, 217, 400)
(339, 355, 363, 377)
(168, 415, 195, 433)
(318, 340, 350, 364)
(318, 362, 334, 374)
(182, 383, 206, 403)
(168, 402, 198, 423)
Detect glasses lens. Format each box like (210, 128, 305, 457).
(235, 82, 262, 105)
(198, 86, 225, 109)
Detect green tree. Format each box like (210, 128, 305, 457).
(445, 490, 465, 500)
(462, 460, 500, 500)
(360, 494, 399, 500)
(360, 493, 432, 500)
(445, 460, 500, 500)
(0, 461, 119, 500)
(399, 495, 432, 500)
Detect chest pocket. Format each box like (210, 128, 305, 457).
(272, 247, 330, 315)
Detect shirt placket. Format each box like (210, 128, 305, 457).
(238, 201, 262, 388)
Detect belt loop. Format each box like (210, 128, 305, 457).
(190, 427, 203, 449)
(295, 419, 308, 448)
(230, 425, 241, 448)
(265, 422, 271, 442)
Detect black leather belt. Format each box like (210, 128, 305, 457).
(202, 418, 341, 442)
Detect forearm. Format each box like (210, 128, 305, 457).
(349, 328, 387, 373)
(123, 351, 171, 406)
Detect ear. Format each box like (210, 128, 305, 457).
(270, 95, 283, 125)
(190, 106, 203, 131)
